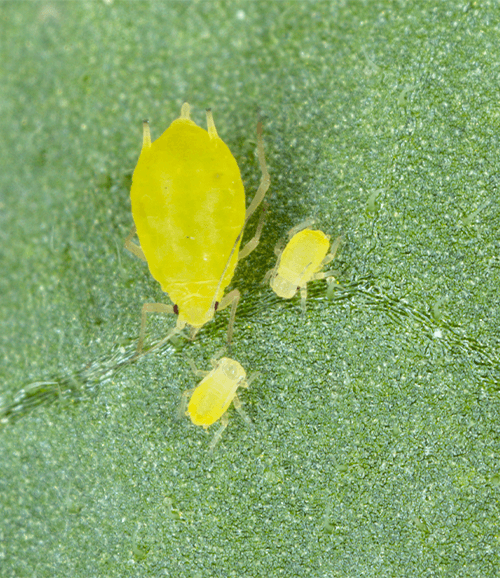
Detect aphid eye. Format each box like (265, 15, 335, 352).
(214, 301, 219, 311)
(173, 304, 179, 315)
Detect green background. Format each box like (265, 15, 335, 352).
(1, 1, 499, 576)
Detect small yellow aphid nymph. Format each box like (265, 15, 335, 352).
(180, 356, 258, 452)
(265, 220, 342, 312)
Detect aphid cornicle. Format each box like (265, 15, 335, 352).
(265, 221, 342, 312)
(180, 356, 258, 451)
(126, 103, 270, 352)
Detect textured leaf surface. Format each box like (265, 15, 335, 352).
(1, 2, 499, 576)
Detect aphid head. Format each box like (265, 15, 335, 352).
(220, 358, 246, 381)
(270, 275, 298, 299)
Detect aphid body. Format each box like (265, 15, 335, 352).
(127, 103, 269, 350)
(266, 224, 341, 312)
(188, 357, 247, 427)
(182, 356, 256, 451)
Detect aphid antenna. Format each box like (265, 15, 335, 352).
(208, 223, 244, 316)
(207, 202, 267, 319)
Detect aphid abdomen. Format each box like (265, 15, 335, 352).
(282, 230, 329, 284)
(188, 373, 238, 427)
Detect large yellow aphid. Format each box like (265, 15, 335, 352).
(265, 221, 342, 312)
(126, 103, 269, 352)
(180, 356, 258, 451)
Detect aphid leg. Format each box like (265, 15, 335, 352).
(177, 388, 195, 421)
(245, 372, 261, 387)
(137, 302, 175, 354)
(300, 286, 308, 315)
(233, 393, 252, 426)
(245, 120, 270, 221)
(312, 270, 339, 281)
(124, 225, 147, 261)
(208, 413, 229, 453)
(262, 238, 285, 285)
(319, 235, 343, 267)
(238, 203, 268, 260)
(286, 218, 316, 239)
(141, 120, 151, 151)
(262, 268, 274, 285)
(186, 357, 210, 378)
(273, 237, 286, 257)
(206, 108, 219, 139)
(210, 347, 227, 366)
(218, 289, 241, 345)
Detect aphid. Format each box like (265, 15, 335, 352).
(180, 356, 258, 451)
(126, 103, 270, 352)
(265, 221, 342, 312)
